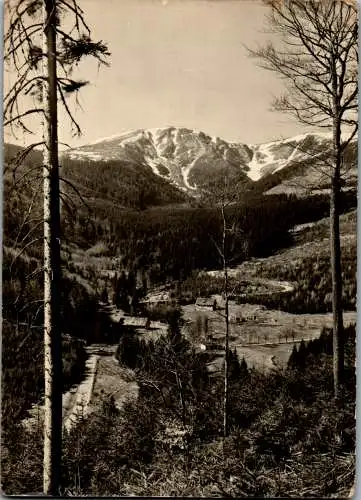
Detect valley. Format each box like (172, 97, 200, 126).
(28, 206, 356, 436)
(2, 130, 357, 497)
(22, 252, 358, 436)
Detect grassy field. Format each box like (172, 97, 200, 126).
(182, 301, 356, 371)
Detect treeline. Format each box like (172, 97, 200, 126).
(64, 196, 292, 283)
(288, 324, 355, 371)
(61, 157, 188, 210)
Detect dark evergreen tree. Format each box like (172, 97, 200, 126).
(240, 356, 249, 377)
(100, 287, 108, 304)
(229, 348, 242, 381)
(288, 345, 299, 370)
(298, 340, 307, 371)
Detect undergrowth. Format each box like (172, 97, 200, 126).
(2, 324, 355, 497)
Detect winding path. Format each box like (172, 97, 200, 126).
(22, 349, 99, 434)
(63, 351, 98, 432)
(206, 268, 295, 294)
(22, 342, 138, 434)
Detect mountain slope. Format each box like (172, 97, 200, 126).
(249, 133, 357, 195)
(248, 133, 333, 181)
(63, 127, 253, 193)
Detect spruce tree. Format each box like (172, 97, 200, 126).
(5, 1, 110, 493)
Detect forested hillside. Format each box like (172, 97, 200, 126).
(2, 0, 358, 492)
(64, 190, 356, 286)
(2, 139, 356, 497)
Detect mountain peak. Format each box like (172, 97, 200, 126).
(63, 127, 252, 193)
(62, 127, 357, 196)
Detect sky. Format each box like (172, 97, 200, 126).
(4, 0, 314, 149)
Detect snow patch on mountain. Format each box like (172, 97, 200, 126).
(182, 156, 199, 191)
(91, 131, 134, 145)
(247, 132, 334, 181)
(67, 150, 104, 161)
(64, 128, 356, 196)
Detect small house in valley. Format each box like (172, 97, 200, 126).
(195, 297, 217, 310)
(122, 316, 151, 329)
(140, 291, 171, 306)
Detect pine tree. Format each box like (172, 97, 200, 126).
(229, 348, 242, 381)
(288, 345, 299, 370)
(240, 356, 249, 377)
(4, 1, 110, 494)
(298, 339, 307, 371)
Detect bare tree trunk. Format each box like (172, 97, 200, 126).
(330, 179, 344, 398)
(222, 204, 229, 439)
(247, 0, 356, 401)
(331, 66, 344, 400)
(43, 0, 62, 495)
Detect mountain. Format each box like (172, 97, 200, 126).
(248, 133, 334, 181)
(62, 127, 253, 194)
(63, 127, 357, 197)
(4, 128, 357, 213)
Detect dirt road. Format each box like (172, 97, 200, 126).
(63, 351, 98, 432)
(22, 344, 138, 434)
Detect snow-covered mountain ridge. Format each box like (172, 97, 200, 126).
(62, 127, 357, 195)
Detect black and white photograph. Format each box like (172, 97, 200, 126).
(2, 0, 358, 496)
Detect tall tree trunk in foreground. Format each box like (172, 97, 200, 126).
(221, 204, 230, 439)
(330, 176, 344, 399)
(330, 68, 344, 398)
(43, 0, 62, 494)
